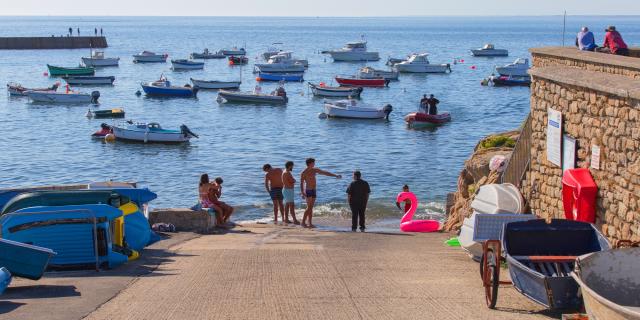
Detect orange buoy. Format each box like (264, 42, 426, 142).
(229, 61, 234, 65)
(256, 77, 262, 81)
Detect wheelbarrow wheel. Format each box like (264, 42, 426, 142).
(484, 249, 499, 309)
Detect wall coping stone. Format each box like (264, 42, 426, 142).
(530, 47, 640, 71)
(529, 66, 640, 100)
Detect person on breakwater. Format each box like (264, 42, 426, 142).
(211, 177, 234, 224)
(602, 26, 628, 56)
(94, 28, 97, 36)
(199, 174, 224, 225)
(77, 28, 80, 36)
(282, 161, 300, 225)
(346, 171, 370, 232)
(100, 28, 103, 36)
(575, 27, 596, 51)
(68, 27, 72, 36)
(300, 158, 341, 228)
(263, 164, 286, 224)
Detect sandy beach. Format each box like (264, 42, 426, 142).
(1, 224, 556, 320)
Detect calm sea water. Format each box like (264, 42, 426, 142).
(0, 16, 638, 226)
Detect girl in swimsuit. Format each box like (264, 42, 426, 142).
(199, 174, 224, 225)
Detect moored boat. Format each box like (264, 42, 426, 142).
(0, 238, 56, 280)
(221, 47, 246, 56)
(81, 50, 120, 67)
(89, 108, 125, 119)
(393, 53, 451, 73)
(190, 48, 225, 59)
(335, 76, 389, 87)
(308, 83, 362, 98)
(7, 82, 59, 96)
(26, 89, 100, 104)
(257, 72, 303, 82)
(471, 44, 509, 57)
(217, 86, 288, 104)
(228, 56, 248, 65)
(133, 51, 168, 63)
(484, 75, 531, 87)
(141, 77, 198, 97)
(404, 112, 451, 128)
(111, 122, 198, 143)
(63, 76, 115, 85)
(254, 52, 306, 73)
(190, 78, 241, 90)
(495, 58, 530, 77)
(323, 41, 380, 62)
(171, 59, 205, 70)
(322, 99, 392, 119)
(358, 66, 399, 80)
(47, 64, 95, 76)
(262, 42, 284, 60)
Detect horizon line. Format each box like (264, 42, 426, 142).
(0, 14, 639, 18)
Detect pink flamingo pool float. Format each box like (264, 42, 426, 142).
(396, 191, 440, 232)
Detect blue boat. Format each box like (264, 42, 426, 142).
(0, 238, 56, 280)
(0, 267, 11, 295)
(141, 77, 198, 97)
(258, 72, 304, 82)
(502, 219, 609, 310)
(0, 204, 128, 269)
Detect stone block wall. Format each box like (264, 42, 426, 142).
(149, 208, 216, 233)
(531, 47, 640, 79)
(527, 48, 640, 242)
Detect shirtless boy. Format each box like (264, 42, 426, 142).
(282, 161, 299, 224)
(263, 164, 285, 223)
(211, 177, 234, 223)
(300, 158, 341, 228)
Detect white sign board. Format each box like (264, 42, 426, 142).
(591, 145, 600, 170)
(547, 108, 562, 167)
(562, 135, 576, 174)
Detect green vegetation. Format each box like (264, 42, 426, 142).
(479, 135, 516, 149)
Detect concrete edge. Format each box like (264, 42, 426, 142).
(529, 66, 640, 100)
(529, 46, 640, 71)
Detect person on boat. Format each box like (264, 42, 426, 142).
(300, 158, 341, 228)
(346, 171, 370, 232)
(275, 86, 287, 98)
(254, 85, 262, 94)
(282, 161, 300, 225)
(419, 94, 429, 112)
(426, 94, 439, 115)
(602, 26, 628, 56)
(211, 177, 234, 224)
(199, 174, 224, 226)
(263, 164, 285, 224)
(575, 27, 597, 51)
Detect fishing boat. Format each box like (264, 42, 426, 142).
(0, 267, 10, 295)
(323, 41, 380, 62)
(308, 83, 363, 98)
(404, 112, 451, 128)
(257, 72, 304, 82)
(190, 48, 225, 59)
(132, 51, 168, 63)
(0, 238, 56, 280)
(495, 58, 530, 77)
(357, 66, 399, 81)
(63, 76, 115, 85)
(254, 52, 306, 73)
(501, 219, 610, 310)
(484, 75, 531, 87)
(471, 44, 509, 57)
(141, 77, 198, 97)
(0, 204, 129, 269)
(81, 50, 120, 67)
(386, 57, 408, 66)
(228, 56, 249, 65)
(335, 76, 389, 87)
(47, 64, 95, 76)
(26, 89, 100, 104)
(171, 59, 205, 70)
(572, 248, 640, 320)
(7, 82, 59, 96)
(217, 86, 288, 104)
(393, 53, 451, 73)
(221, 47, 246, 56)
(190, 78, 241, 90)
(88, 108, 125, 119)
(111, 122, 198, 143)
(322, 99, 392, 120)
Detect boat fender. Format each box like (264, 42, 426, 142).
(383, 104, 393, 120)
(105, 133, 116, 142)
(91, 91, 100, 103)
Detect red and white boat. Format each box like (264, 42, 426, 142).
(404, 112, 451, 129)
(335, 76, 389, 87)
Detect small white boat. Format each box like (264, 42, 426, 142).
(308, 83, 362, 98)
(470, 44, 509, 57)
(7, 82, 59, 96)
(171, 59, 205, 70)
(358, 66, 399, 81)
(190, 78, 241, 90)
(217, 86, 288, 104)
(63, 76, 115, 85)
(495, 58, 530, 77)
(572, 248, 640, 320)
(323, 41, 380, 62)
(221, 47, 246, 56)
(254, 52, 306, 73)
(322, 99, 392, 119)
(112, 122, 198, 143)
(393, 53, 451, 73)
(81, 50, 120, 67)
(26, 89, 100, 104)
(190, 48, 225, 59)
(133, 51, 168, 63)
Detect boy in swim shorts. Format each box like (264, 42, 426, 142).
(300, 158, 341, 228)
(263, 164, 285, 223)
(282, 161, 299, 224)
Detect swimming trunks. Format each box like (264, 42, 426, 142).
(305, 189, 317, 198)
(270, 187, 283, 200)
(283, 188, 294, 203)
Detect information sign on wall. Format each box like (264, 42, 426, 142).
(547, 108, 562, 167)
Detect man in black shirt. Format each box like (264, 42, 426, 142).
(426, 94, 439, 115)
(346, 171, 370, 232)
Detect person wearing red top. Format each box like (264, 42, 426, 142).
(602, 26, 628, 56)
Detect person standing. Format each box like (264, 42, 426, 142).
(602, 26, 628, 56)
(68, 27, 73, 36)
(77, 28, 80, 36)
(426, 94, 439, 115)
(419, 94, 429, 113)
(300, 158, 341, 228)
(575, 27, 596, 51)
(100, 28, 103, 36)
(94, 28, 97, 36)
(282, 161, 299, 225)
(346, 171, 370, 232)
(263, 164, 285, 224)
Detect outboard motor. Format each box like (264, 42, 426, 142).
(180, 125, 199, 139)
(51, 83, 60, 91)
(383, 104, 393, 120)
(91, 91, 100, 103)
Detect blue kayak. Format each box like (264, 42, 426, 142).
(258, 72, 304, 82)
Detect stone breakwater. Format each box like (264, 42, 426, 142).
(0, 36, 107, 49)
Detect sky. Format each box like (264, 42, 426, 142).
(2, 0, 640, 16)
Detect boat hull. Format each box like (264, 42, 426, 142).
(324, 104, 387, 119)
(404, 112, 451, 128)
(191, 79, 241, 90)
(495, 67, 529, 77)
(141, 84, 197, 97)
(218, 91, 287, 104)
(171, 60, 205, 70)
(81, 57, 120, 67)
(133, 55, 167, 63)
(335, 77, 388, 87)
(395, 64, 451, 73)
(112, 126, 191, 143)
(47, 65, 95, 76)
(190, 53, 225, 59)
(254, 64, 305, 73)
(0, 238, 56, 280)
(358, 68, 399, 80)
(257, 73, 303, 82)
(63, 76, 115, 85)
(328, 51, 380, 62)
(26, 91, 95, 104)
(471, 49, 509, 57)
(309, 84, 362, 97)
(222, 50, 246, 56)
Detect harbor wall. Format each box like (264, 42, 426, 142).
(0, 36, 107, 49)
(526, 47, 640, 243)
